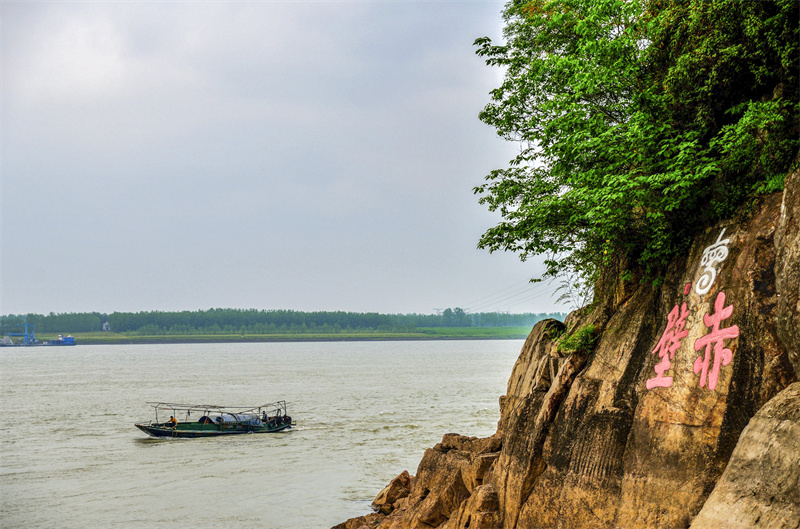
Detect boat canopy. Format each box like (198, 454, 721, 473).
(216, 413, 262, 426)
(145, 401, 289, 423)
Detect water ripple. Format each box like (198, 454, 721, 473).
(0, 340, 521, 528)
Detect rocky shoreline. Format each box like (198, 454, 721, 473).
(334, 168, 799, 529)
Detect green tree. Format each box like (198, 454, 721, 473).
(474, 0, 798, 287)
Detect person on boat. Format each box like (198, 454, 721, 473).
(168, 416, 177, 427)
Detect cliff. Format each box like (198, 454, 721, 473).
(335, 166, 799, 529)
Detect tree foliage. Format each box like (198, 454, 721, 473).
(1, 309, 568, 336)
(104, 308, 565, 333)
(474, 0, 799, 285)
(0, 312, 107, 334)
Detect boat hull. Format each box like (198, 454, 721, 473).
(135, 422, 292, 438)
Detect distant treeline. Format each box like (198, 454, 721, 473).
(1, 312, 106, 334)
(1, 308, 565, 335)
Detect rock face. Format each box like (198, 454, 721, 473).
(372, 470, 414, 515)
(689, 382, 800, 529)
(336, 169, 800, 529)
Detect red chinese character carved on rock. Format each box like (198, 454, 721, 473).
(646, 302, 690, 389)
(693, 291, 740, 391)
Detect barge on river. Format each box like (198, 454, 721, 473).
(135, 401, 293, 438)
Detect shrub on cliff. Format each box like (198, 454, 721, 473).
(474, 0, 799, 286)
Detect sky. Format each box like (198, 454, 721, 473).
(1, 0, 568, 316)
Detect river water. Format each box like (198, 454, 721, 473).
(0, 340, 522, 528)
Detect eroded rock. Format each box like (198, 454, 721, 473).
(335, 175, 799, 529)
(372, 470, 414, 515)
(775, 165, 800, 378)
(442, 484, 501, 529)
(689, 382, 800, 529)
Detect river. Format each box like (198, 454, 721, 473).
(0, 340, 522, 528)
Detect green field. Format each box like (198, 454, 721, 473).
(36, 327, 534, 345)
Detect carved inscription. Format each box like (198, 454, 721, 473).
(646, 302, 690, 389)
(695, 228, 731, 296)
(647, 228, 740, 392)
(693, 291, 740, 391)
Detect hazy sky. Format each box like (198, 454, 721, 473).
(1, 0, 567, 316)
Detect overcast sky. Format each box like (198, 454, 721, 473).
(1, 0, 567, 316)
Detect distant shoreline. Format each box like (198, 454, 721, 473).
(27, 327, 535, 345)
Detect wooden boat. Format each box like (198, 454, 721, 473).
(135, 401, 294, 438)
